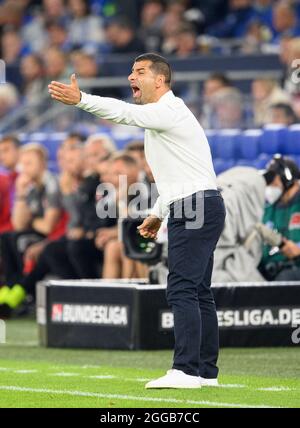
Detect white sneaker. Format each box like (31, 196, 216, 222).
(199, 376, 219, 387)
(145, 369, 202, 389)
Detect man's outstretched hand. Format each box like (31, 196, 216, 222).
(137, 215, 162, 240)
(48, 74, 81, 105)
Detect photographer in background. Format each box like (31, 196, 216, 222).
(98, 152, 149, 279)
(259, 154, 300, 281)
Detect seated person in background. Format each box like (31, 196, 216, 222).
(124, 139, 159, 204)
(124, 140, 145, 168)
(104, 16, 145, 55)
(0, 83, 19, 120)
(56, 131, 86, 170)
(0, 135, 117, 316)
(61, 134, 117, 278)
(0, 135, 20, 234)
(0, 174, 11, 234)
(251, 78, 290, 126)
(271, 1, 300, 45)
(259, 155, 300, 281)
(98, 153, 149, 279)
(173, 23, 198, 58)
(200, 73, 243, 129)
(207, 0, 256, 39)
(0, 143, 62, 310)
(71, 51, 122, 99)
(268, 102, 298, 126)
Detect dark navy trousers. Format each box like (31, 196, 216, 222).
(167, 190, 226, 378)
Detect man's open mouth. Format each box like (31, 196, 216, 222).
(131, 86, 141, 98)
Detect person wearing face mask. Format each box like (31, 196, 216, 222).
(260, 154, 300, 281)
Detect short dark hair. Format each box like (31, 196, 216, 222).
(125, 140, 144, 152)
(0, 134, 20, 148)
(111, 152, 139, 167)
(135, 53, 172, 87)
(67, 132, 86, 142)
(270, 103, 297, 122)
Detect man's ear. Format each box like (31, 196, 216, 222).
(156, 74, 165, 88)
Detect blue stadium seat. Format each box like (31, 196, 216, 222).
(114, 137, 136, 150)
(239, 129, 262, 160)
(111, 129, 144, 150)
(205, 130, 218, 157)
(20, 133, 62, 161)
(286, 125, 300, 155)
(294, 156, 300, 168)
(45, 143, 61, 161)
(215, 129, 240, 160)
(17, 133, 30, 144)
(48, 160, 60, 175)
(261, 125, 287, 154)
(213, 158, 235, 175)
(235, 159, 257, 167)
(28, 132, 48, 142)
(253, 153, 273, 169)
(43, 133, 67, 161)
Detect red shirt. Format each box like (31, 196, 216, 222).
(0, 174, 13, 232)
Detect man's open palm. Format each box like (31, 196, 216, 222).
(48, 74, 81, 105)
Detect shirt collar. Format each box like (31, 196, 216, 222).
(157, 90, 175, 104)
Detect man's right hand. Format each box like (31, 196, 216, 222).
(48, 74, 81, 105)
(137, 215, 162, 240)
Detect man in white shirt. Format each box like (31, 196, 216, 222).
(48, 53, 226, 389)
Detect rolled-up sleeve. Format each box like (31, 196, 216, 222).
(76, 92, 175, 131)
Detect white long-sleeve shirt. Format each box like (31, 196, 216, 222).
(76, 90, 217, 219)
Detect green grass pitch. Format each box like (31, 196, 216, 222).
(0, 318, 299, 408)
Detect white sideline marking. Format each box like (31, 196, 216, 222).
(0, 367, 296, 393)
(258, 387, 293, 392)
(50, 372, 80, 377)
(87, 375, 116, 380)
(217, 384, 246, 389)
(6, 341, 38, 346)
(81, 365, 101, 369)
(0, 385, 279, 408)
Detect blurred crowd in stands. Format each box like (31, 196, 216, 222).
(1, 130, 300, 318)
(0, 132, 157, 315)
(2, 0, 300, 128)
(1, 0, 300, 317)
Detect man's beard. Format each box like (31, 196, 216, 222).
(134, 97, 143, 105)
